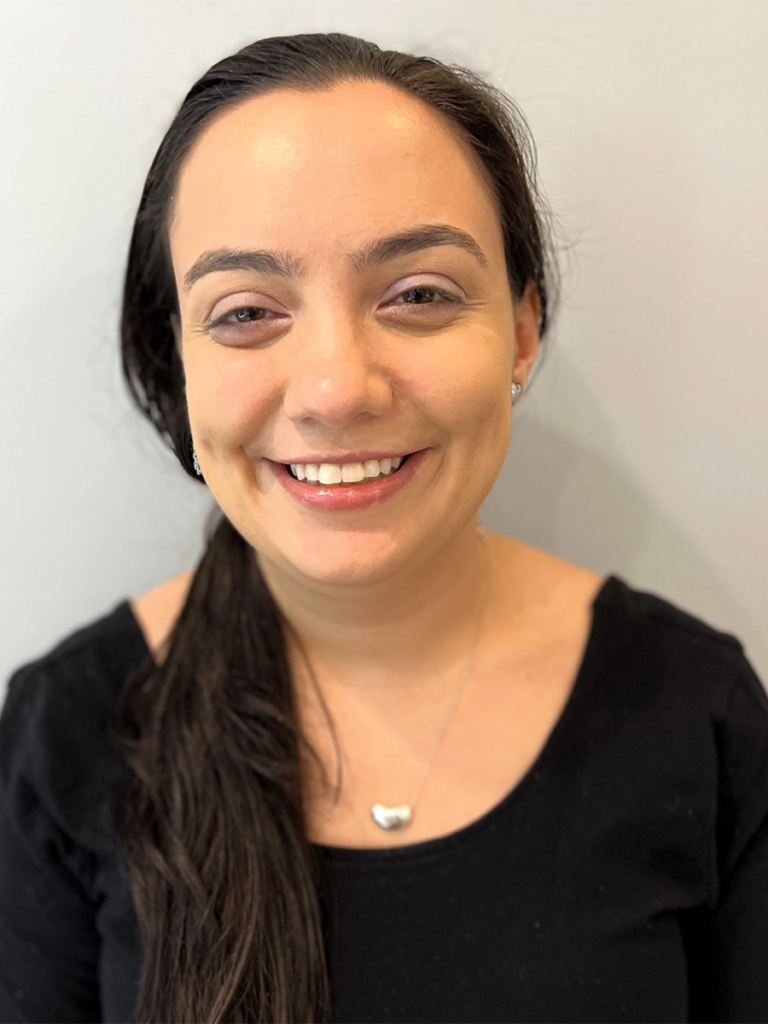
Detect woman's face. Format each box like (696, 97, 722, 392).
(168, 80, 540, 586)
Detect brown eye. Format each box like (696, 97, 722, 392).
(205, 305, 288, 342)
(393, 286, 462, 307)
(215, 306, 271, 326)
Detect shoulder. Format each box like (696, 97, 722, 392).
(602, 572, 754, 701)
(586, 576, 768, 902)
(0, 597, 151, 854)
(128, 569, 194, 665)
(586, 570, 768, 798)
(499, 535, 760, 711)
(610, 574, 746, 651)
(521, 546, 768, 866)
(517, 538, 744, 656)
(608, 581, 768, 879)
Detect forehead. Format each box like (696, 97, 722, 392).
(169, 80, 502, 273)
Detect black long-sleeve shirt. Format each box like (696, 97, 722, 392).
(1, 573, 767, 1023)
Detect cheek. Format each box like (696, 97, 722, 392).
(426, 354, 509, 447)
(189, 359, 276, 449)
(464, 377, 511, 458)
(455, 372, 511, 484)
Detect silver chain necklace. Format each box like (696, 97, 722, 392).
(339, 524, 492, 831)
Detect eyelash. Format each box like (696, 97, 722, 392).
(206, 286, 464, 333)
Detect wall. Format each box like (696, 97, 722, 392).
(2, 0, 766, 697)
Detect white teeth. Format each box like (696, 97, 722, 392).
(288, 455, 406, 484)
(341, 463, 365, 483)
(319, 464, 343, 485)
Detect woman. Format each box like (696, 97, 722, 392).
(1, 31, 766, 1024)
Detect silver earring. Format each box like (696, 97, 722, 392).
(192, 444, 202, 477)
(511, 379, 525, 404)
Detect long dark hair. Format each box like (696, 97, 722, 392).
(110, 31, 563, 1023)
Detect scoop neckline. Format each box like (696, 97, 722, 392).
(118, 573, 623, 865)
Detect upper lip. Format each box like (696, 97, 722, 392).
(269, 448, 423, 465)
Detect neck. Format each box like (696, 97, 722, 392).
(256, 522, 496, 700)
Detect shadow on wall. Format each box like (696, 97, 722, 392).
(480, 356, 765, 681)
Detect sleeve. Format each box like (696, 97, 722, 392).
(0, 666, 102, 1024)
(684, 648, 768, 1023)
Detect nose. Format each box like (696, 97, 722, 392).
(281, 307, 392, 428)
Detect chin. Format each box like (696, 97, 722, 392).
(270, 528, 413, 584)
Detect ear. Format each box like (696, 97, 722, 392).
(170, 312, 181, 357)
(512, 280, 541, 384)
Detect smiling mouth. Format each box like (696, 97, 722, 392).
(286, 454, 411, 485)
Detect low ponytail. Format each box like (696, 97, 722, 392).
(111, 508, 331, 1021)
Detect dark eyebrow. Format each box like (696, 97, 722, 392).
(181, 223, 489, 293)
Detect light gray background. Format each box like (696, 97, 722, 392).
(2, 0, 766, 702)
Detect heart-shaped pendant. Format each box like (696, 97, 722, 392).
(371, 803, 413, 830)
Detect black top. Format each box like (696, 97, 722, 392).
(1, 574, 767, 1024)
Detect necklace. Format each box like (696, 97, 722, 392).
(340, 524, 492, 831)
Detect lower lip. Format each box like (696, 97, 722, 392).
(265, 450, 431, 512)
